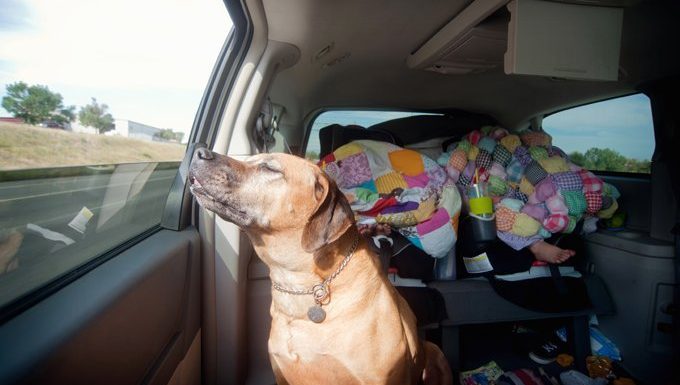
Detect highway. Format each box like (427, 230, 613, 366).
(0, 163, 179, 255)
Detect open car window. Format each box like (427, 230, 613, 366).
(0, 0, 232, 311)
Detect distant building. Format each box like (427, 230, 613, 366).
(109, 119, 162, 141)
(69, 118, 181, 142)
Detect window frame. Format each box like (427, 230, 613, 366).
(0, 2, 249, 323)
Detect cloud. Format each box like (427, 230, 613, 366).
(0, 0, 31, 31)
(544, 94, 654, 160)
(0, 0, 233, 131)
(544, 94, 652, 132)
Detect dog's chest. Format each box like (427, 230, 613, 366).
(268, 314, 415, 384)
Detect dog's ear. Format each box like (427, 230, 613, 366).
(301, 173, 354, 253)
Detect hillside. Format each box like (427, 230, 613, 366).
(0, 122, 186, 170)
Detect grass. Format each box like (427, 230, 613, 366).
(0, 122, 186, 170)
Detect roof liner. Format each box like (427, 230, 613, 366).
(265, 0, 680, 128)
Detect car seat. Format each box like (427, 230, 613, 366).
(314, 114, 615, 373)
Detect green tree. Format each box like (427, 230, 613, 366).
(568, 147, 651, 173)
(1, 82, 76, 125)
(155, 128, 184, 142)
(568, 151, 586, 168)
(78, 98, 114, 134)
(583, 148, 628, 172)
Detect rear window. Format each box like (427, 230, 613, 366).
(305, 110, 436, 160)
(543, 94, 654, 174)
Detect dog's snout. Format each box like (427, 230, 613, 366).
(196, 148, 214, 161)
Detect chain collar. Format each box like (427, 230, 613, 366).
(271, 234, 359, 303)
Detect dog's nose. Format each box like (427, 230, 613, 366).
(196, 148, 214, 160)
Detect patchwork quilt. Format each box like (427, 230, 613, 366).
(319, 140, 461, 258)
(438, 126, 620, 246)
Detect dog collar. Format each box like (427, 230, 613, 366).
(271, 234, 359, 323)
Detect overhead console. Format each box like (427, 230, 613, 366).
(407, 0, 625, 81)
(405, 0, 508, 75)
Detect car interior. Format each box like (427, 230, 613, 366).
(0, 0, 678, 384)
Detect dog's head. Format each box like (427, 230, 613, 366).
(188, 148, 354, 253)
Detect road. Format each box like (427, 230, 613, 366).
(0, 163, 180, 307)
(0, 164, 178, 242)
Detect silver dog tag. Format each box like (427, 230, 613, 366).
(307, 305, 326, 323)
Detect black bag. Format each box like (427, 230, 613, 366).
(457, 214, 592, 312)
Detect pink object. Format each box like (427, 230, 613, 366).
(534, 177, 557, 202)
(545, 194, 568, 215)
(580, 170, 603, 193)
(467, 130, 482, 145)
(403, 172, 429, 188)
(527, 193, 541, 205)
(416, 208, 451, 235)
(585, 191, 603, 213)
(447, 167, 461, 182)
(543, 213, 569, 233)
(491, 127, 509, 139)
(478, 169, 490, 183)
(521, 203, 548, 222)
(337, 152, 372, 188)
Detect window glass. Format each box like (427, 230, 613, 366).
(543, 94, 654, 174)
(306, 110, 437, 160)
(0, 0, 232, 308)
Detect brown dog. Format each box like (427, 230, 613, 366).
(189, 148, 452, 385)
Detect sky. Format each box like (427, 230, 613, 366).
(1, 1, 654, 159)
(0, 0, 233, 138)
(542, 93, 654, 161)
(306, 94, 655, 161)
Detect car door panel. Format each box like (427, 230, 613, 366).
(0, 228, 200, 385)
(600, 174, 651, 232)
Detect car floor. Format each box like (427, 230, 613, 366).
(456, 320, 641, 385)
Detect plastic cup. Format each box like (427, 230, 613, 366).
(467, 182, 488, 198)
(467, 183, 493, 216)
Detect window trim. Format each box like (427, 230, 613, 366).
(542, 91, 643, 121)
(163, 0, 252, 231)
(592, 170, 651, 180)
(0, 0, 249, 324)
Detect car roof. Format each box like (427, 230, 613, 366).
(264, 0, 680, 128)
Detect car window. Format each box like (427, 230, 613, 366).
(305, 110, 438, 160)
(0, 0, 232, 309)
(543, 94, 654, 174)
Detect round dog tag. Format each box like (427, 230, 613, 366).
(307, 305, 326, 323)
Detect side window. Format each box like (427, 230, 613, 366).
(305, 110, 438, 160)
(0, 1, 232, 309)
(543, 94, 654, 174)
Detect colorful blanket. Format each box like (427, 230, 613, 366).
(319, 140, 461, 258)
(438, 126, 619, 247)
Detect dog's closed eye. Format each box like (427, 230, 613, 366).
(258, 161, 283, 175)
